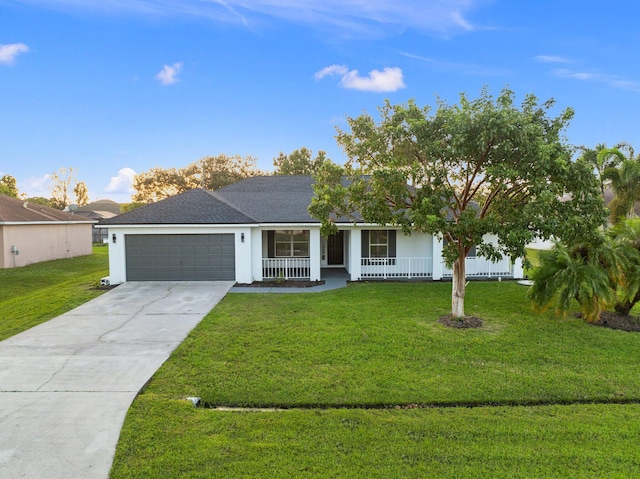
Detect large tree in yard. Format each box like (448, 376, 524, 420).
(310, 88, 606, 318)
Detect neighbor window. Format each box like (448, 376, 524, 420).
(275, 230, 310, 257)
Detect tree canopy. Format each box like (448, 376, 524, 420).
(49, 167, 84, 209)
(310, 88, 606, 318)
(273, 148, 332, 176)
(132, 154, 263, 203)
(0, 175, 19, 197)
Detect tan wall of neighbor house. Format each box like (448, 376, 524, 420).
(1, 223, 93, 268)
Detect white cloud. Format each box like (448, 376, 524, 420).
(534, 55, 570, 64)
(0, 43, 29, 65)
(105, 167, 136, 194)
(553, 68, 640, 93)
(314, 64, 349, 80)
(316, 64, 405, 92)
(341, 67, 405, 92)
(155, 62, 183, 85)
(18, 174, 51, 198)
(14, 1, 488, 37)
(400, 50, 509, 77)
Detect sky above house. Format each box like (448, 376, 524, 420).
(1, 0, 639, 203)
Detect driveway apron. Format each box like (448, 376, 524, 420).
(0, 281, 233, 479)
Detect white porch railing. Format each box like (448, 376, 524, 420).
(262, 258, 311, 279)
(442, 256, 513, 278)
(361, 257, 433, 279)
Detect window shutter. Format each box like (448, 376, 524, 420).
(361, 230, 369, 258)
(267, 231, 275, 258)
(388, 230, 396, 258)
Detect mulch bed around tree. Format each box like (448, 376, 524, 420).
(593, 311, 640, 332)
(235, 280, 325, 288)
(438, 315, 484, 329)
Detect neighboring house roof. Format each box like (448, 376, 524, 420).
(75, 210, 119, 220)
(76, 199, 121, 215)
(0, 195, 94, 224)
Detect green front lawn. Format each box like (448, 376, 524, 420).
(0, 245, 109, 341)
(111, 282, 640, 478)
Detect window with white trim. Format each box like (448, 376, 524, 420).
(275, 230, 310, 257)
(369, 230, 389, 258)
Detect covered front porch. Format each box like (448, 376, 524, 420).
(255, 227, 522, 282)
(257, 227, 439, 282)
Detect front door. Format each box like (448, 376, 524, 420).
(327, 231, 344, 265)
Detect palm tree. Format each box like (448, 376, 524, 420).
(527, 239, 622, 322)
(528, 219, 640, 321)
(578, 143, 626, 199)
(604, 157, 640, 224)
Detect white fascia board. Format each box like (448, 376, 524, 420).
(103, 223, 257, 229)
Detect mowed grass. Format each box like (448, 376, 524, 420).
(111, 281, 640, 478)
(0, 245, 109, 341)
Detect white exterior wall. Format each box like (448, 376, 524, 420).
(106, 225, 254, 284)
(396, 230, 433, 257)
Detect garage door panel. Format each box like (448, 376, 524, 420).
(125, 234, 235, 281)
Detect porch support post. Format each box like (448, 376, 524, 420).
(432, 235, 444, 280)
(350, 229, 362, 281)
(309, 228, 321, 281)
(251, 228, 264, 282)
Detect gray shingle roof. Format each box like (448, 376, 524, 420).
(100, 188, 257, 225)
(0, 195, 93, 223)
(216, 175, 318, 223)
(99, 176, 356, 226)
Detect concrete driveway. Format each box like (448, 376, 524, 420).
(0, 281, 233, 479)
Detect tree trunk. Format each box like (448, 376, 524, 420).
(451, 256, 466, 318)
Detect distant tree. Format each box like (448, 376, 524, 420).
(23, 196, 52, 207)
(49, 167, 77, 209)
(132, 166, 200, 203)
(199, 154, 263, 190)
(273, 148, 332, 175)
(0, 175, 19, 197)
(74, 181, 90, 206)
(310, 88, 606, 318)
(132, 155, 264, 203)
(120, 202, 146, 213)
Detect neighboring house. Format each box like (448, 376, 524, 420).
(100, 176, 523, 284)
(74, 200, 121, 243)
(0, 194, 96, 268)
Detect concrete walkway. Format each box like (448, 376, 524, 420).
(229, 276, 348, 294)
(0, 281, 233, 479)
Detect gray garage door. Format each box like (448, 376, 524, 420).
(125, 234, 235, 281)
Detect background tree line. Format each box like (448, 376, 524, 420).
(130, 149, 332, 204)
(0, 167, 89, 210)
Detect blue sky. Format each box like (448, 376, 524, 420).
(1, 0, 639, 203)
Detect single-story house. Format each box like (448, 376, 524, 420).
(0, 194, 96, 268)
(74, 200, 121, 243)
(100, 175, 523, 284)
